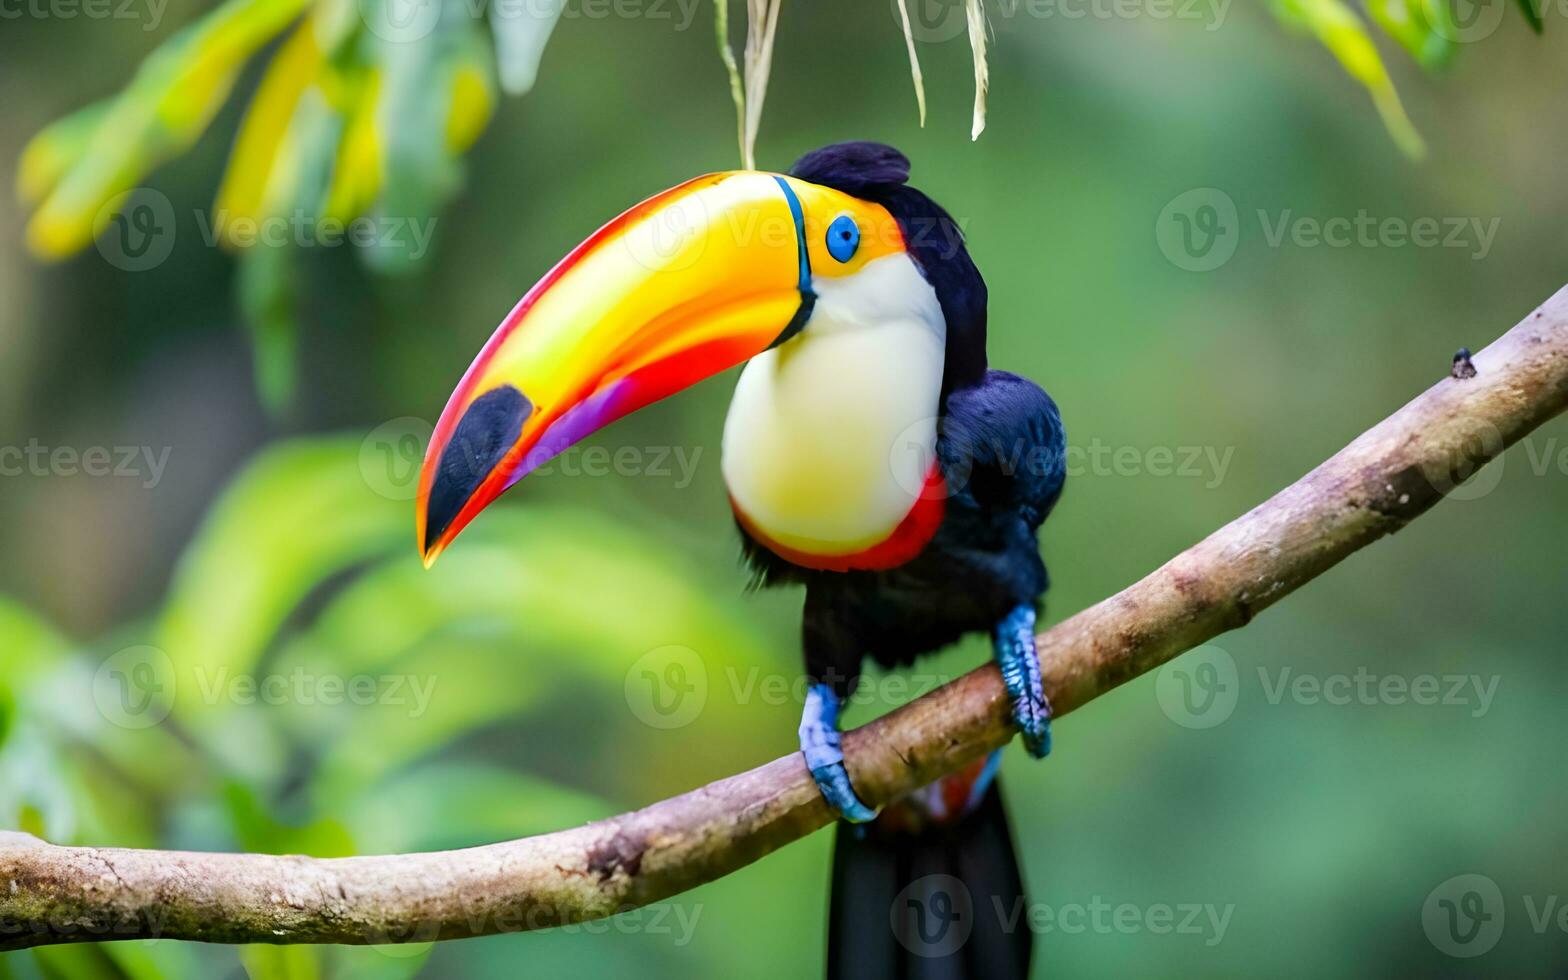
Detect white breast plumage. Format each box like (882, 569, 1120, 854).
(721, 253, 946, 561)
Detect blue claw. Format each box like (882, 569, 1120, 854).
(800, 683, 877, 823)
(995, 605, 1052, 758)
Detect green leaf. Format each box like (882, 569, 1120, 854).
(30, 946, 127, 980)
(277, 508, 771, 679)
(238, 238, 300, 416)
(155, 438, 408, 739)
(240, 945, 323, 980)
(1516, 0, 1545, 31)
(233, 86, 344, 415)
(24, 0, 311, 258)
(0, 610, 183, 843)
(0, 596, 69, 689)
(101, 941, 204, 980)
(1272, 0, 1426, 157)
(221, 780, 356, 856)
(261, 506, 778, 806)
(327, 947, 433, 980)
(16, 100, 113, 206)
(0, 725, 80, 841)
(295, 629, 558, 806)
(1367, 0, 1457, 69)
(358, 18, 475, 274)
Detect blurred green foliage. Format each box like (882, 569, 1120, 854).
(18, 0, 546, 409)
(0, 436, 786, 978)
(12, 0, 1546, 411)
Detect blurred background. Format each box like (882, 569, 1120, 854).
(2, 0, 1567, 976)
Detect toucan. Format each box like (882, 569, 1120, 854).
(417, 142, 1066, 978)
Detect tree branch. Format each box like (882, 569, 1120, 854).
(5, 286, 1568, 952)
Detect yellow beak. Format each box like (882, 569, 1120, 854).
(417, 170, 899, 565)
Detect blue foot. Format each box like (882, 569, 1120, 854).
(995, 605, 1052, 758)
(799, 683, 877, 823)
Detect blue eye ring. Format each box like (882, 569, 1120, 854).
(826, 214, 860, 263)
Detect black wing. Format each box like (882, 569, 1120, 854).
(938, 369, 1066, 533)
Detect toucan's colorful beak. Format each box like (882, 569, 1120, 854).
(418, 170, 895, 565)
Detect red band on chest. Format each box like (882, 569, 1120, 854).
(731, 464, 947, 572)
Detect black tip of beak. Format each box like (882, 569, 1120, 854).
(424, 385, 533, 553)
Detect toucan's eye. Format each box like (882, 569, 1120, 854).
(826, 214, 860, 263)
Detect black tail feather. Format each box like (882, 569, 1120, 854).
(827, 777, 1032, 980)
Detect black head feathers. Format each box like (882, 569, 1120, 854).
(789, 142, 911, 197)
(790, 142, 989, 396)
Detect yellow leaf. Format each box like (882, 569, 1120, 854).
(24, 0, 309, 259)
(213, 17, 322, 249)
(1276, 0, 1426, 158)
(445, 62, 495, 155)
(16, 101, 110, 207)
(154, 0, 313, 138)
(323, 71, 385, 223)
